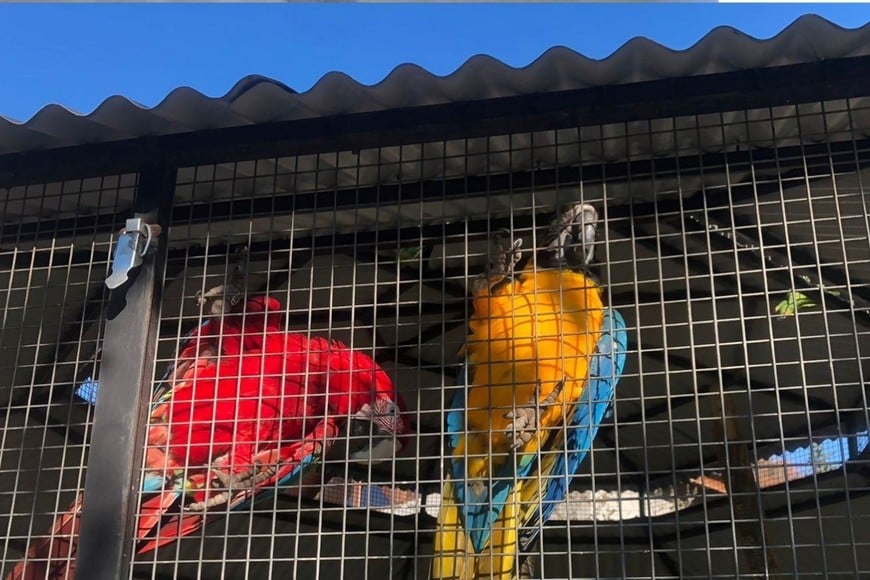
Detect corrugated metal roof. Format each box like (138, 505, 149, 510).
(1, 14, 868, 156)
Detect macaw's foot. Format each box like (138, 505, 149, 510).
(195, 284, 245, 315)
(491, 228, 524, 277)
(504, 378, 566, 450)
(504, 405, 538, 449)
(473, 229, 524, 294)
(186, 460, 278, 511)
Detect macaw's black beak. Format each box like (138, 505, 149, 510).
(344, 417, 403, 464)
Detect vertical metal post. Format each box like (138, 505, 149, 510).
(75, 162, 175, 580)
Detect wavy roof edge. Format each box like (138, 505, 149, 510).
(1, 14, 869, 155)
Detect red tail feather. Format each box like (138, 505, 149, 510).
(6, 496, 83, 580)
(134, 492, 192, 554)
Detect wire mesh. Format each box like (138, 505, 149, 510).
(1, 96, 869, 579)
(0, 174, 137, 576)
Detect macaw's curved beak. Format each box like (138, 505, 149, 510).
(345, 403, 413, 464)
(345, 417, 409, 464)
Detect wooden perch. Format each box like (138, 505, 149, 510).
(710, 388, 779, 576)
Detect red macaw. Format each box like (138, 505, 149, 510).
(8, 294, 411, 580)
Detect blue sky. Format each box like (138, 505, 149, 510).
(1, 3, 868, 123)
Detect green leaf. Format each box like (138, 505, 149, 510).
(774, 291, 817, 317)
(397, 246, 422, 262)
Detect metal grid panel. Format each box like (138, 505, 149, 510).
(1, 98, 869, 580)
(0, 175, 136, 574)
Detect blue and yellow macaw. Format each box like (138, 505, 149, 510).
(432, 203, 628, 579)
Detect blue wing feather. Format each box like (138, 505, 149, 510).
(519, 307, 628, 549)
(465, 425, 539, 551)
(447, 365, 468, 452)
(445, 366, 471, 521)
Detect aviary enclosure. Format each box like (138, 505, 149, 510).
(1, 16, 869, 579)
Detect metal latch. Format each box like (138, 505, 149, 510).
(105, 218, 158, 289)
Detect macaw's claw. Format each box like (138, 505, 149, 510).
(492, 230, 523, 276)
(504, 378, 566, 449)
(195, 246, 250, 315)
(195, 284, 245, 315)
(504, 406, 537, 449)
(474, 231, 524, 294)
(187, 492, 230, 512)
(186, 460, 279, 511)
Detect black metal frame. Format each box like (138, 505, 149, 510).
(1, 54, 868, 580)
(73, 164, 176, 579)
(2, 55, 869, 187)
